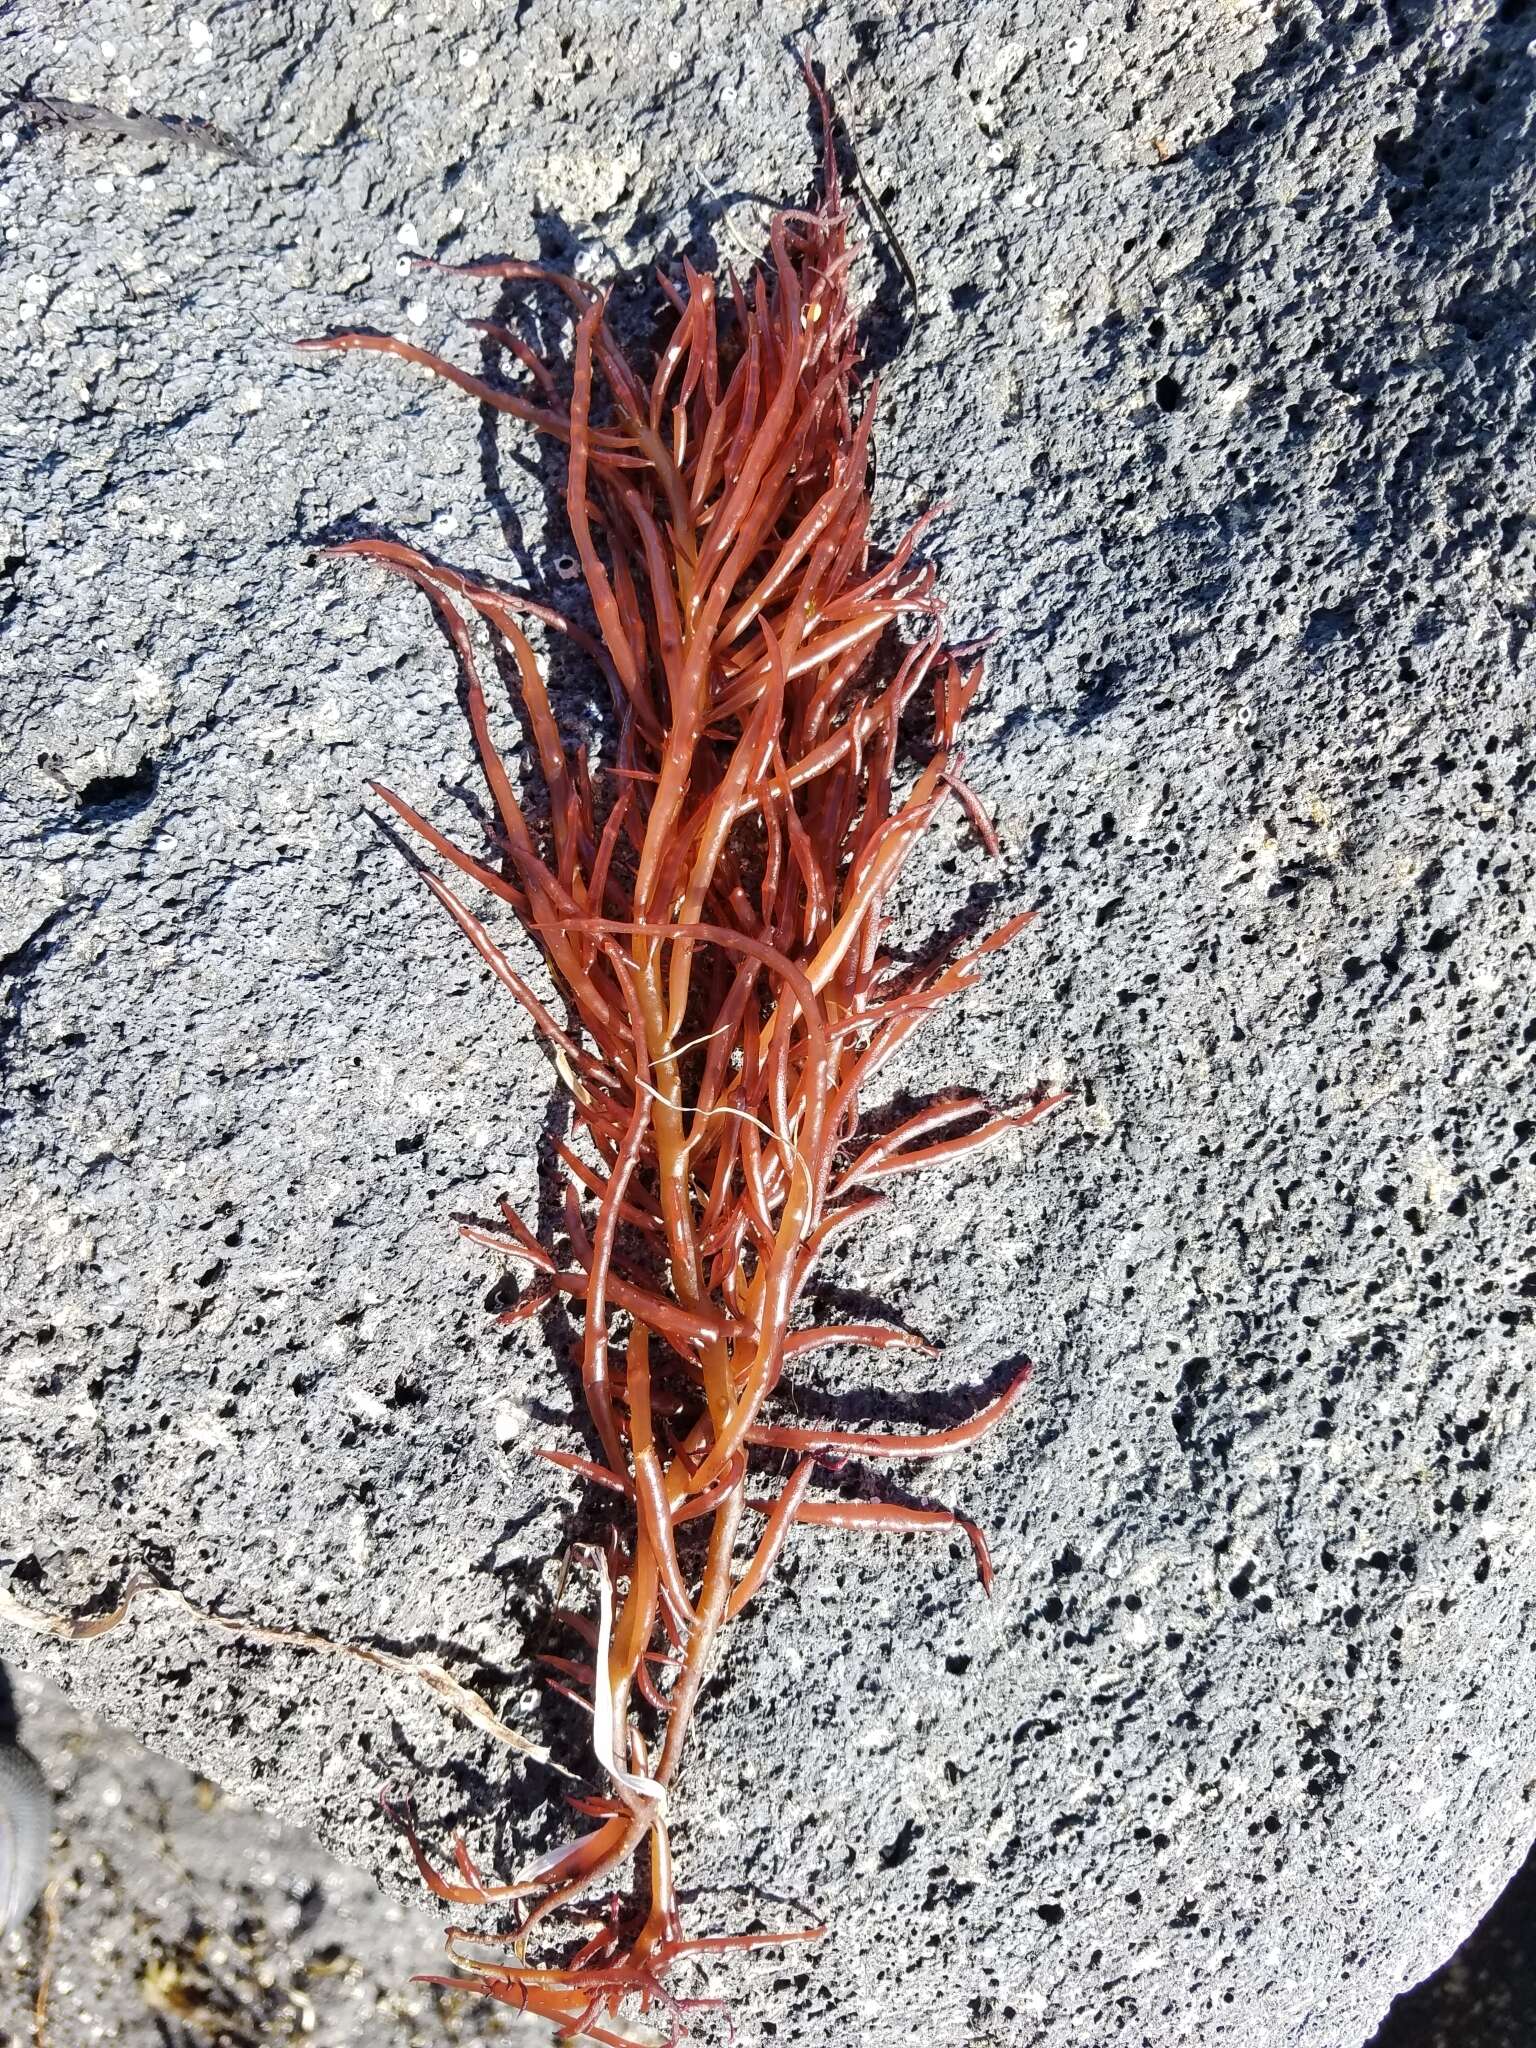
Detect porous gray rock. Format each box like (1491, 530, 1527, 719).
(0, 1661, 535, 2043)
(1, 3, 1533, 2045)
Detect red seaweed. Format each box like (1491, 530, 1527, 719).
(301, 60, 1060, 2042)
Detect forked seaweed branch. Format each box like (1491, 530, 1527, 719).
(299, 61, 1061, 2044)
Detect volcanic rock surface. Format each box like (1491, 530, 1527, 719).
(2, 4, 1533, 2044)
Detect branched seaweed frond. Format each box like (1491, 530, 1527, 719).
(300, 59, 1060, 2041)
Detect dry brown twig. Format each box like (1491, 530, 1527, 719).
(0, 1577, 548, 1764)
(30, 1875, 61, 2048)
(9, 94, 260, 164)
